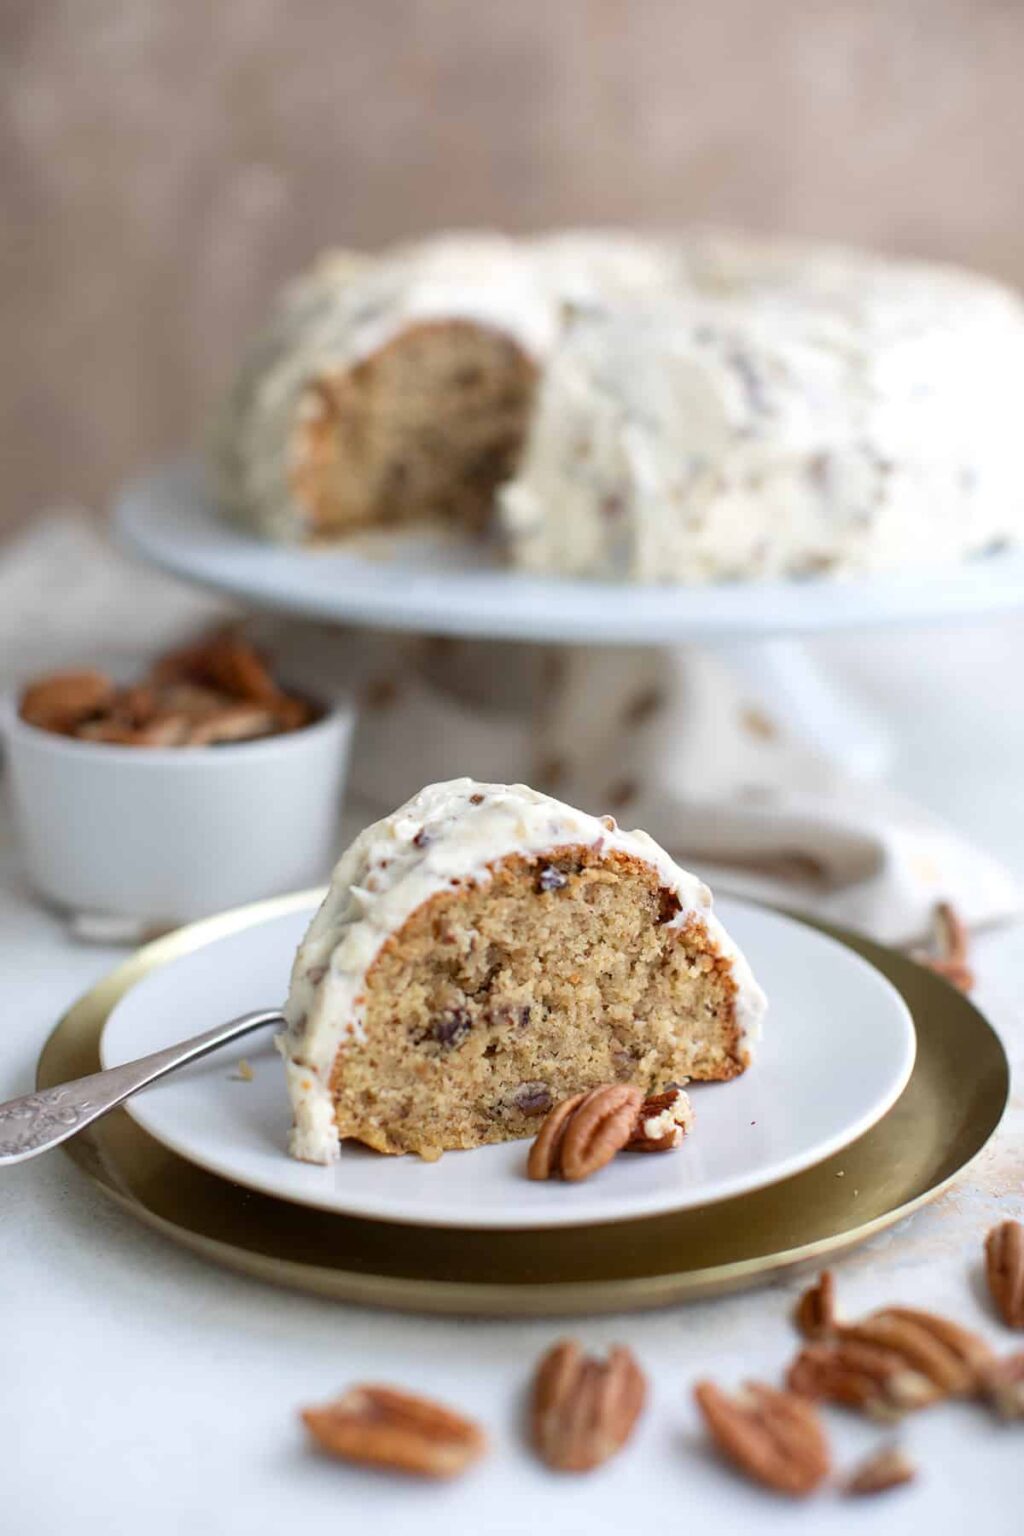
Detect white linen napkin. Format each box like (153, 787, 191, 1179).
(1, 510, 1018, 947)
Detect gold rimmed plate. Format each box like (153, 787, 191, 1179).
(96, 895, 916, 1229)
(39, 893, 1008, 1316)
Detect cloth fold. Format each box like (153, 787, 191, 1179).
(1, 510, 1018, 947)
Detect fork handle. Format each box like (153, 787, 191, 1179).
(0, 1009, 284, 1165)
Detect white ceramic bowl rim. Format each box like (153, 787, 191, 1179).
(0, 688, 354, 768)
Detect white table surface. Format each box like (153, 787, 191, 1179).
(3, 620, 1024, 1536)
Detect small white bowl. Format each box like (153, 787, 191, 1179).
(0, 690, 353, 925)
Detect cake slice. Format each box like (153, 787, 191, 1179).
(279, 779, 765, 1163)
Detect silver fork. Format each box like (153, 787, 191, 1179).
(0, 1009, 283, 1165)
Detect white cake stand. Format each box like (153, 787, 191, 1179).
(116, 460, 1024, 775)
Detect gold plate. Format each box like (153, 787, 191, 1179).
(39, 893, 1008, 1316)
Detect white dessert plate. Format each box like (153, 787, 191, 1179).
(99, 895, 916, 1229)
(115, 461, 1024, 646)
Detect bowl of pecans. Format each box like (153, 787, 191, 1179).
(1, 629, 353, 926)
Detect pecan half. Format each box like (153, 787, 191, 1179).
(844, 1444, 916, 1496)
(846, 1308, 992, 1395)
(912, 900, 974, 991)
(793, 1271, 838, 1341)
(789, 1306, 993, 1418)
(985, 1220, 1024, 1328)
(530, 1339, 646, 1472)
(301, 1384, 486, 1479)
(527, 1084, 643, 1182)
(788, 1339, 939, 1420)
(625, 1087, 693, 1152)
(19, 669, 116, 733)
(977, 1352, 1024, 1419)
(694, 1380, 830, 1497)
(202, 633, 281, 705)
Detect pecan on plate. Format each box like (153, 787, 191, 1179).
(624, 1087, 693, 1152)
(694, 1380, 830, 1497)
(530, 1339, 646, 1472)
(985, 1220, 1024, 1329)
(301, 1384, 486, 1479)
(843, 1444, 916, 1497)
(527, 1084, 642, 1182)
(793, 1271, 839, 1342)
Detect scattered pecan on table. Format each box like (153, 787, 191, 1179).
(694, 1379, 831, 1497)
(910, 900, 975, 992)
(984, 1219, 1024, 1329)
(301, 1383, 487, 1479)
(530, 1339, 646, 1472)
(843, 1444, 916, 1497)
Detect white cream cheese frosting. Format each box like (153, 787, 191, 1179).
(500, 238, 1024, 581)
(278, 777, 766, 1164)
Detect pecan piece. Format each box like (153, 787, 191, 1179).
(694, 1380, 830, 1497)
(19, 669, 116, 733)
(625, 1087, 693, 1152)
(428, 1007, 472, 1049)
(530, 1339, 646, 1472)
(912, 900, 974, 991)
(512, 1081, 551, 1116)
(985, 1220, 1024, 1328)
(527, 1084, 642, 1182)
(978, 1352, 1024, 1419)
(301, 1384, 486, 1479)
(153, 629, 278, 703)
(793, 1271, 838, 1341)
(843, 1444, 916, 1496)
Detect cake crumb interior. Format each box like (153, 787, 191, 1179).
(329, 846, 743, 1158)
(290, 319, 538, 535)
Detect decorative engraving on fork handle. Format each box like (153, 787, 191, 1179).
(0, 1009, 284, 1165)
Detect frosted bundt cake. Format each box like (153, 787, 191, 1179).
(278, 778, 765, 1163)
(217, 229, 1024, 581)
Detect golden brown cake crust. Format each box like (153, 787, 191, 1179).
(288, 318, 538, 537)
(326, 844, 746, 1158)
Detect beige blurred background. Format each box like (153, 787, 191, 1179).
(3, 0, 1024, 537)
